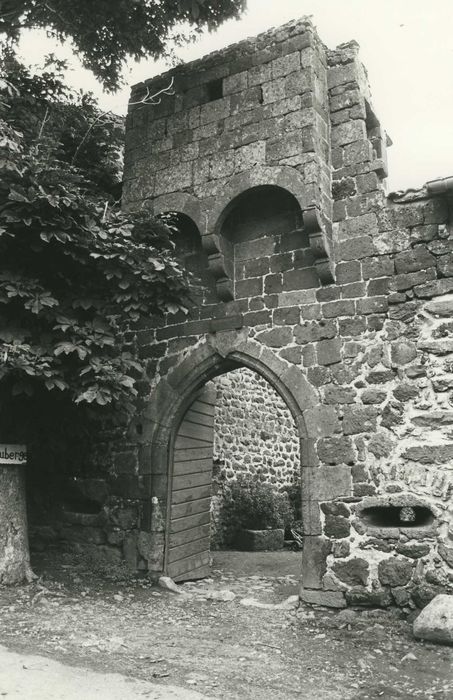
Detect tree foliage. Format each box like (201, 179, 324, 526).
(0, 59, 191, 426)
(1, 0, 245, 90)
(1, 52, 124, 196)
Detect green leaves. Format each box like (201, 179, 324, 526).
(25, 291, 59, 314)
(2, 1, 245, 91)
(0, 61, 191, 419)
(54, 341, 89, 360)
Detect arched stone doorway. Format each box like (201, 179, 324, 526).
(143, 332, 321, 584)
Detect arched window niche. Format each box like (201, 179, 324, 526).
(209, 184, 322, 302)
(156, 211, 218, 306)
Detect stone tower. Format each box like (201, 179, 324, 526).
(120, 17, 453, 607)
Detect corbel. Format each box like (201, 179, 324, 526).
(302, 206, 335, 285)
(201, 233, 234, 301)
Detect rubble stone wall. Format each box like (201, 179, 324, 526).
(52, 17, 453, 607)
(211, 369, 300, 486)
(209, 368, 300, 548)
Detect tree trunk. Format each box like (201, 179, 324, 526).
(0, 466, 35, 584)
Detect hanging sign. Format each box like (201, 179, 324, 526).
(0, 445, 27, 464)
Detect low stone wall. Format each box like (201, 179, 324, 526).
(28, 477, 144, 573)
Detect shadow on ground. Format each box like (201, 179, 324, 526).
(0, 548, 451, 699)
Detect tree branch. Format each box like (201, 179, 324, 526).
(128, 77, 175, 107)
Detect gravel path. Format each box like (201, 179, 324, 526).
(0, 549, 452, 699)
(0, 645, 211, 699)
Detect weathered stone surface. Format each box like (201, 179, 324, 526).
(295, 320, 337, 344)
(332, 540, 350, 558)
(316, 338, 342, 366)
(354, 482, 376, 498)
(317, 437, 355, 465)
(381, 402, 404, 429)
(393, 383, 419, 401)
(360, 538, 394, 553)
(418, 339, 453, 355)
(256, 327, 293, 347)
(311, 466, 352, 500)
(339, 317, 367, 336)
(281, 365, 318, 410)
(332, 558, 369, 586)
(323, 384, 356, 404)
(412, 584, 443, 609)
(396, 541, 430, 559)
(304, 405, 340, 437)
(378, 557, 414, 587)
(425, 568, 448, 587)
(390, 340, 417, 366)
(411, 411, 453, 428)
(425, 295, 453, 317)
(432, 375, 453, 392)
(324, 515, 351, 538)
(159, 576, 182, 593)
(300, 588, 346, 608)
(413, 595, 453, 644)
(320, 501, 350, 518)
(392, 586, 412, 606)
(322, 570, 347, 591)
(394, 247, 436, 274)
(415, 279, 453, 298)
(438, 543, 453, 568)
(302, 536, 332, 588)
(343, 406, 377, 435)
(402, 444, 453, 464)
(345, 587, 392, 608)
(367, 369, 395, 384)
(331, 120, 367, 147)
(361, 389, 386, 405)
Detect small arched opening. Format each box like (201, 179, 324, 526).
(212, 185, 318, 301)
(218, 184, 304, 244)
(155, 211, 218, 305)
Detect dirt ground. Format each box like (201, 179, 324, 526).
(0, 548, 452, 700)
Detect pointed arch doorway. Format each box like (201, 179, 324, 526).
(160, 344, 310, 583)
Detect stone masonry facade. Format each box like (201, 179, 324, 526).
(51, 17, 453, 607)
(212, 369, 300, 487)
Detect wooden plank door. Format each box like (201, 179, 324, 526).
(166, 385, 215, 582)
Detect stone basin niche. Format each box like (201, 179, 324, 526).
(354, 495, 439, 538)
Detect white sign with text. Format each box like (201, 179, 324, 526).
(0, 445, 27, 464)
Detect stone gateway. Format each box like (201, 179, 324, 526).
(42, 17, 453, 608)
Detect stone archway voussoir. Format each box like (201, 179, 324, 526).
(280, 365, 318, 413)
(142, 379, 180, 427)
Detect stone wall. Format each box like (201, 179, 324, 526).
(212, 368, 300, 487)
(209, 368, 300, 548)
(65, 16, 453, 607)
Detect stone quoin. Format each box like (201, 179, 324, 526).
(32, 17, 453, 608)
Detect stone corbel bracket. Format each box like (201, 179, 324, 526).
(303, 206, 335, 285)
(201, 233, 234, 302)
